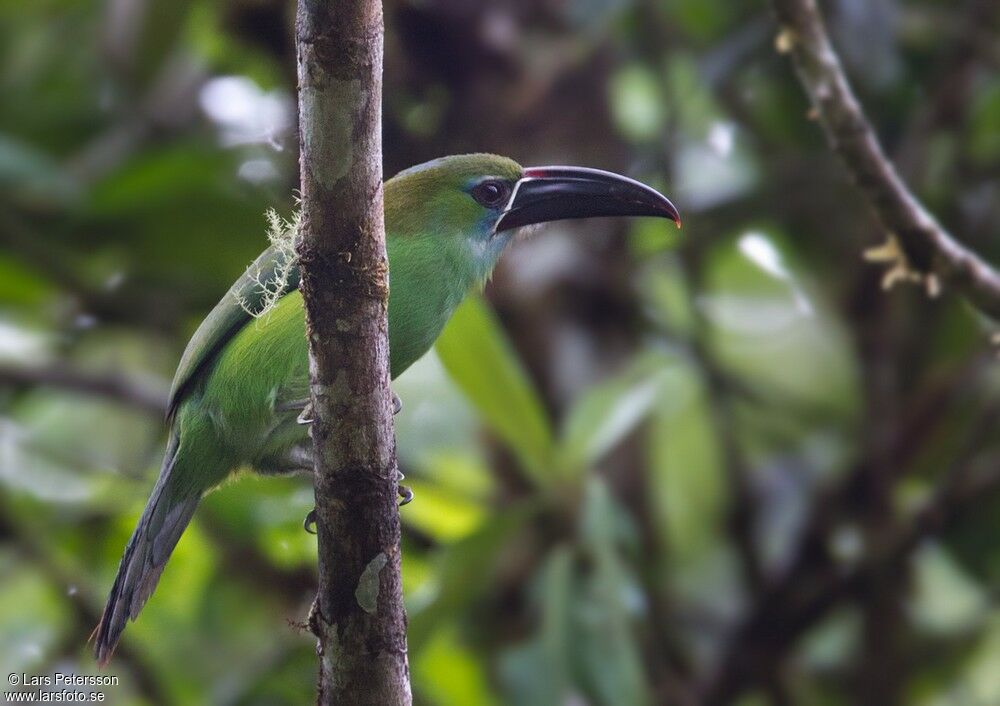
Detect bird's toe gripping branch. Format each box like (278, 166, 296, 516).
(300, 394, 409, 534)
(297, 401, 314, 425)
(302, 477, 413, 535)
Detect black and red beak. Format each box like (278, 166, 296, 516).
(495, 166, 681, 233)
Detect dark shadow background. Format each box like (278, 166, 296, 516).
(1, 0, 999, 704)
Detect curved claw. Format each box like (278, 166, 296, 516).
(303, 508, 317, 534)
(398, 485, 413, 506)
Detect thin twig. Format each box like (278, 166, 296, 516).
(771, 0, 1000, 319)
(0, 362, 167, 416)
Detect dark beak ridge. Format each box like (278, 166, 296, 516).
(495, 166, 681, 233)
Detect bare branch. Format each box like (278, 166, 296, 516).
(294, 0, 410, 703)
(0, 362, 167, 416)
(771, 0, 1000, 319)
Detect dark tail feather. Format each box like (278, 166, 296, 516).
(93, 437, 201, 666)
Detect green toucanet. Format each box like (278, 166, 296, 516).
(94, 154, 680, 664)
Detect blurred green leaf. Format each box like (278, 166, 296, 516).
(413, 628, 500, 706)
(669, 0, 734, 41)
(921, 613, 1000, 706)
(629, 216, 683, 257)
(704, 231, 859, 419)
(558, 350, 675, 474)
(539, 547, 574, 693)
(393, 352, 483, 468)
(640, 255, 695, 334)
(647, 364, 725, 564)
(576, 479, 650, 706)
(609, 65, 666, 143)
(417, 451, 495, 500)
(436, 296, 556, 486)
(500, 641, 561, 706)
(0, 256, 54, 307)
(408, 501, 538, 654)
(87, 146, 235, 216)
(400, 478, 486, 542)
(943, 492, 1000, 587)
(967, 79, 1000, 166)
(0, 133, 80, 208)
(498, 547, 574, 706)
(124, 0, 197, 87)
(910, 543, 987, 636)
(0, 562, 67, 675)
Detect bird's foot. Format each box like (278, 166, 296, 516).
(291, 396, 396, 422)
(303, 478, 409, 528)
(307, 595, 323, 652)
(397, 468, 413, 505)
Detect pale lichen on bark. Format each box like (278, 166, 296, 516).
(299, 80, 361, 189)
(356, 553, 388, 613)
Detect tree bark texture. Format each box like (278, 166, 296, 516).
(294, 0, 411, 703)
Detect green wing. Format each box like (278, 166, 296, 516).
(167, 245, 300, 418)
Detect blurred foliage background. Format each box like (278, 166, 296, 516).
(1, 0, 999, 704)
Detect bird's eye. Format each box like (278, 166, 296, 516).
(470, 180, 512, 208)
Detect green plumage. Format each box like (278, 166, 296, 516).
(94, 152, 680, 664)
(94, 154, 523, 663)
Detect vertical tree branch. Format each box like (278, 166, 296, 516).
(294, 1, 410, 704)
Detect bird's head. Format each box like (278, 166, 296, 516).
(385, 153, 680, 282)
